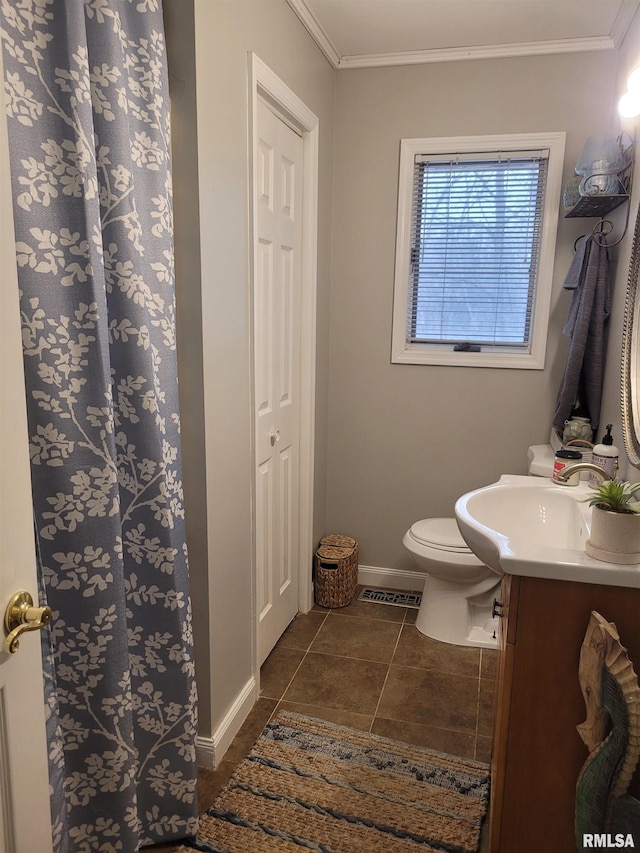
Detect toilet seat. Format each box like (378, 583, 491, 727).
(409, 518, 474, 554)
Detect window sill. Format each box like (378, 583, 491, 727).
(391, 342, 545, 369)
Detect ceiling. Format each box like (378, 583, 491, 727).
(285, 0, 640, 68)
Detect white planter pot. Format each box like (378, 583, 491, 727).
(586, 505, 640, 564)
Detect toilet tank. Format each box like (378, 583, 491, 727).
(527, 444, 554, 477)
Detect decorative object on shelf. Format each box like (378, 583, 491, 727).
(563, 416, 593, 444)
(575, 611, 640, 852)
(564, 133, 634, 246)
(563, 175, 582, 212)
(583, 478, 640, 564)
(575, 134, 626, 197)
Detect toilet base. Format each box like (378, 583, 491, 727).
(415, 574, 500, 649)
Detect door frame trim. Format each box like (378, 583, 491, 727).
(0, 43, 54, 850)
(248, 54, 318, 671)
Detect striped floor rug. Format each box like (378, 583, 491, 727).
(180, 710, 490, 852)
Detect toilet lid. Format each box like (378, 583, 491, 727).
(409, 518, 472, 552)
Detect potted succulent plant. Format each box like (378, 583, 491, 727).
(584, 478, 640, 564)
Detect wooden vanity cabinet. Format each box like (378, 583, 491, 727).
(489, 574, 640, 853)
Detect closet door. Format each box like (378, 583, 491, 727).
(254, 98, 303, 665)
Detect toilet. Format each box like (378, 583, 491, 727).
(403, 518, 501, 648)
(403, 444, 554, 649)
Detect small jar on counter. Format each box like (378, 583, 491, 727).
(553, 449, 583, 485)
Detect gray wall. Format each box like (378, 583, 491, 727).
(327, 51, 620, 572)
(165, 0, 334, 739)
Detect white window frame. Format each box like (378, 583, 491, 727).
(391, 132, 566, 369)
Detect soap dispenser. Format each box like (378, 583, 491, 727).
(589, 424, 619, 484)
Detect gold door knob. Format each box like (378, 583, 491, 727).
(4, 591, 52, 654)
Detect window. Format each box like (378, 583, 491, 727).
(392, 133, 566, 368)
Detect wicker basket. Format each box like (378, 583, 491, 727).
(314, 536, 359, 608)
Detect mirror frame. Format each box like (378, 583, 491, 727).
(621, 201, 640, 467)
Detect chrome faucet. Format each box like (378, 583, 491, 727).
(556, 462, 613, 485)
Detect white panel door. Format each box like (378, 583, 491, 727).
(0, 85, 53, 852)
(255, 99, 304, 665)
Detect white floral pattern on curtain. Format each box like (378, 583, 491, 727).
(0, 2, 198, 850)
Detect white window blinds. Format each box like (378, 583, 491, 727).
(409, 152, 549, 349)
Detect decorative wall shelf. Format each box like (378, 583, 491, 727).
(563, 134, 635, 246)
(564, 190, 629, 219)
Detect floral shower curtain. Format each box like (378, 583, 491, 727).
(0, 2, 198, 851)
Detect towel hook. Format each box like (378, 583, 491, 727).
(592, 218, 614, 246)
(573, 217, 620, 251)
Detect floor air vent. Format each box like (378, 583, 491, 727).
(358, 588, 422, 609)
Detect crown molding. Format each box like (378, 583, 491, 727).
(286, 0, 340, 67)
(336, 36, 615, 69)
(610, 0, 640, 46)
(286, 0, 619, 70)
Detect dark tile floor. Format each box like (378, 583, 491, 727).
(259, 588, 496, 760)
(152, 586, 496, 851)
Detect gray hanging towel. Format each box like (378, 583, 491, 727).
(552, 234, 611, 437)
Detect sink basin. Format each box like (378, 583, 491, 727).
(455, 474, 640, 587)
(455, 474, 592, 576)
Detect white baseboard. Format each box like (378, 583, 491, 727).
(196, 735, 215, 769)
(357, 564, 426, 592)
(197, 675, 258, 769)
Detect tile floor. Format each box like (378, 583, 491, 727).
(152, 586, 496, 851)
(259, 587, 497, 760)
